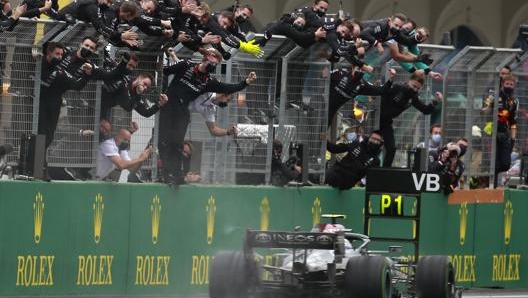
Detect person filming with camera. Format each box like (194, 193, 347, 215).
(429, 138, 468, 194)
(270, 140, 302, 186)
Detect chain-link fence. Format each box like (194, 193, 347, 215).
(2, 20, 528, 187)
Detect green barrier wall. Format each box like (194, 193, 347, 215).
(0, 180, 526, 296)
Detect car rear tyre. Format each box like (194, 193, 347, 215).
(344, 256, 392, 298)
(416, 255, 456, 298)
(209, 251, 256, 298)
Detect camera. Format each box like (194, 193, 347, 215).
(288, 143, 303, 167)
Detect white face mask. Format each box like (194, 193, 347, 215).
(431, 134, 442, 144)
(346, 132, 357, 142)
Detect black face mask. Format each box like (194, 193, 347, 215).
(235, 16, 246, 23)
(205, 63, 217, 73)
(366, 142, 382, 154)
(118, 140, 130, 151)
(50, 57, 62, 66)
(502, 87, 514, 96)
(458, 145, 467, 157)
(217, 101, 228, 108)
(390, 26, 400, 35)
(80, 47, 94, 59)
(315, 9, 325, 17)
(405, 87, 419, 99)
(293, 22, 304, 31)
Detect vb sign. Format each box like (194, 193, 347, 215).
(411, 173, 441, 192)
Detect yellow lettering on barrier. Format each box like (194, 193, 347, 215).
(450, 255, 476, 282)
(76, 255, 113, 286)
(190, 255, 210, 285)
(135, 256, 170, 286)
(15, 255, 54, 287)
(492, 254, 521, 281)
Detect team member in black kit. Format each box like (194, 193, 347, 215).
(325, 130, 384, 189)
(159, 48, 257, 185)
(327, 67, 396, 126)
(100, 53, 168, 120)
(38, 42, 91, 149)
(379, 73, 443, 167)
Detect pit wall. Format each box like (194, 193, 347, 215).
(0, 180, 525, 296)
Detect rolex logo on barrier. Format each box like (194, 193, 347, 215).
(312, 198, 321, 226)
(93, 194, 104, 244)
(151, 195, 161, 245)
(260, 197, 270, 231)
(33, 192, 44, 244)
(504, 200, 513, 245)
(459, 202, 468, 246)
(206, 196, 216, 245)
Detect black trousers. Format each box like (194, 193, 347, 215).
(158, 102, 190, 182)
(268, 23, 316, 48)
(380, 122, 396, 168)
(37, 92, 63, 149)
(327, 91, 351, 126)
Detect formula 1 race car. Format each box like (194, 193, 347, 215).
(209, 214, 461, 298)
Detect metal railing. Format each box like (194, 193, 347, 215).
(2, 19, 528, 187)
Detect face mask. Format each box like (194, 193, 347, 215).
(118, 140, 130, 151)
(405, 87, 419, 98)
(205, 63, 217, 73)
(235, 16, 246, 23)
(315, 9, 325, 17)
(458, 145, 467, 157)
(431, 134, 442, 144)
(390, 26, 400, 35)
(502, 87, 514, 96)
(366, 141, 381, 154)
(293, 22, 304, 31)
(80, 47, 94, 59)
(511, 152, 519, 162)
(50, 57, 61, 66)
(346, 132, 357, 142)
(217, 101, 228, 108)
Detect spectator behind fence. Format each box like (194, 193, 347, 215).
(379, 73, 443, 167)
(482, 74, 518, 187)
(325, 130, 383, 190)
(270, 140, 302, 186)
(417, 123, 443, 154)
(96, 128, 153, 181)
(497, 147, 522, 187)
(189, 92, 238, 137)
(429, 138, 467, 194)
(182, 140, 201, 183)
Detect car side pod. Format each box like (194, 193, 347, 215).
(416, 255, 457, 298)
(344, 255, 392, 298)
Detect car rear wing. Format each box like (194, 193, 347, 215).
(245, 230, 337, 250)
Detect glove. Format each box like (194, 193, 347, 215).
(238, 40, 264, 58)
(222, 51, 231, 61)
(416, 53, 433, 65)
